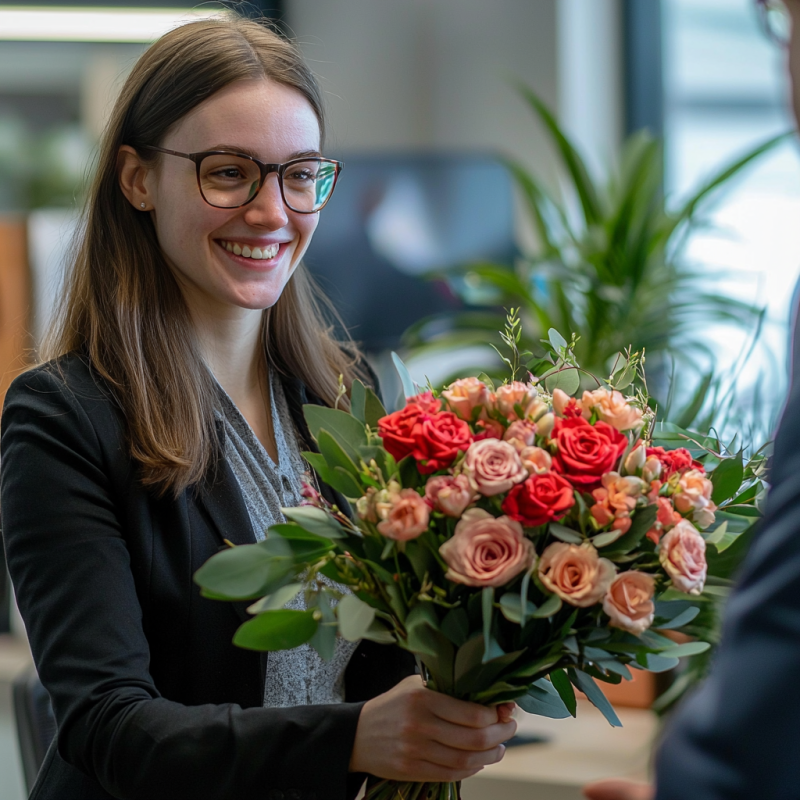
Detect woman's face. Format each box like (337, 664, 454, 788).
(144, 78, 322, 315)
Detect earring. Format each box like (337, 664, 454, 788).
(140, 202, 146, 209)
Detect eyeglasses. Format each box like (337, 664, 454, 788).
(757, 0, 791, 47)
(139, 146, 343, 213)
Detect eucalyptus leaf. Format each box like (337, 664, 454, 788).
(516, 678, 572, 719)
(532, 594, 562, 618)
(545, 367, 580, 396)
(303, 405, 368, 462)
(568, 669, 622, 727)
(317, 429, 361, 479)
(350, 379, 367, 423)
(654, 606, 700, 630)
(548, 328, 568, 351)
(499, 592, 537, 624)
(642, 653, 680, 672)
(591, 531, 623, 548)
(233, 609, 317, 651)
(338, 593, 376, 642)
(364, 387, 388, 428)
(549, 523, 583, 544)
(659, 641, 711, 659)
(392, 351, 418, 399)
(246, 583, 303, 614)
(280, 506, 347, 539)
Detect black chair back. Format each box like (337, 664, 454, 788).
(12, 665, 56, 795)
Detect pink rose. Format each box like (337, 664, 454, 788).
(581, 389, 644, 432)
(659, 519, 707, 595)
(424, 474, 477, 517)
(473, 418, 506, 441)
(496, 381, 539, 421)
(442, 377, 491, 421)
(439, 508, 535, 587)
(464, 438, 527, 496)
(674, 469, 717, 530)
(538, 542, 616, 607)
(603, 571, 656, 635)
(520, 446, 552, 475)
(646, 496, 681, 545)
(503, 420, 538, 452)
(590, 472, 646, 537)
(376, 489, 430, 541)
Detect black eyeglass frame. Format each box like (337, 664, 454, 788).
(756, 0, 791, 46)
(139, 145, 344, 213)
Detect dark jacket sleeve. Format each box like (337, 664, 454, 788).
(654, 382, 800, 800)
(1, 366, 363, 800)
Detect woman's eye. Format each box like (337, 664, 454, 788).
(211, 167, 246, 180)
(287, 170, 315, 182)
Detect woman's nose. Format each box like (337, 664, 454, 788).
(242, 173, 289, 229)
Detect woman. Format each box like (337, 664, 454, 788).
(0, 17, 515, 800)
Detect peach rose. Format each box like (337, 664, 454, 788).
(674, 469, 717, 529)
(496, 381, 539, 421)
(520, 446, 552, 475)
(659, 519, 707, 595)
(590, 472, 646, 537)
(464, 438, 527, 496)
(442, 377, 491, 421)
(603, 571, 656, 635)
(581, 389, 643, 432)
(474, 418, 505, 441)
(424, 474, 477, 517)
(646, 496, 682, 544)
(538, 542, 616, 607)
(377, 488, 430, 541)
(439, 508, 535, 587)
(552, 388, 583, 418)
(536, 412, 555, 438)
(503, 420, 538, 452)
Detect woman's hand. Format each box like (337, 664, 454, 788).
(583, 779, 655, 800)
(349, 675, 517, 782)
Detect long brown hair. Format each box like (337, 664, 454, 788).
(42, 17, 364, 497)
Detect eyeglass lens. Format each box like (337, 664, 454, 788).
(198, 154, 337, 211)
(763, 0, 791, 45)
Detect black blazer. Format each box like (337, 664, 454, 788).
(1, 353, 414, 800)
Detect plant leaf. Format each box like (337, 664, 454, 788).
(659, 641, 711, 659)
(711, 451, 744, 506)
(545, 367, 580, 396)
(550, 668, 577, 717)
(441, 608, 470, 647)
(482, 586, 495, 663)
(568, 669, 622, 727)
(338, 593, 377, 642)
(532, 593, 562, 618)
(499, 592, 537, 624)
(364, 387, 388, 428)
(233, 609, 317, 651)
(548, 328, 568, 351)
(280, 507, 347, 539)
(350, 379, 367, 423)
(654, 606, 700, 630)
(392, 351, 418, 399)
(516, 678, 572, 719)
(549, 523, 583, 544)
(246, 583, 303, 614)
(303, 405, 368, 462)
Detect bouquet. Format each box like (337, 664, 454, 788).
(195, 314, 766, 800)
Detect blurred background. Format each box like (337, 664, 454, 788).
(0, 1, 798, 798)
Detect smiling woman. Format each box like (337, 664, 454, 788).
(0, 16, 516, 800)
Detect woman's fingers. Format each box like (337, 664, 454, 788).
(582, 779, 655, 800)
(426, 688, 502, 728)
(427, 717, 517, 752)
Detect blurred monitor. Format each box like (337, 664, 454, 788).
(304, 152, 517, 352)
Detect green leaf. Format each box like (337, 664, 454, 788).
(309, 592, 337, 661)
(602, 504, 657, 557)
(548, 328, 568, 351)
(549, 523, 583, 544)
(568, 669, 622, 727)
(519, 568, 534, 626)
(300, 451, 363, 497)
(303, 405, 368, 462)
(659, 641, 711, 659)
(317, 429, 361, 479)
(233, 609, 317, 651)
(499, 592, 537, 624)
(711, 451, 744, 506)
(246, 582, 303, 614)
(441, 608, 470, 647)
(482, 586, 494, 663)
(392, 351, 417, 399)
(280, 506, 347, 539)
(364, 387, 388, 428)
(591, 531, 623, 548)
(454, 636, 486, 689)
(405, 603, 441, 658)
(544, 367, 580, 396)
(362, 618, 397, 644)
(194, 537, 294, 600)
(516, 678, 572, 719)
(532, 593, 562, 618)
(654, 606, 700, 630)
(642, 653, 680, 672)
(338, 593, 376, 642)
(350, 379, 367, 423)
(550, 668, 577, 717)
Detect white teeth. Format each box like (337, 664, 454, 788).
(223, 240, 280, 259)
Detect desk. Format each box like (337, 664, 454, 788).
(462, 701, 658, 800)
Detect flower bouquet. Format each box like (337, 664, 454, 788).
(195, 314, 766, 800)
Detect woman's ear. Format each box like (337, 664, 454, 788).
(118, 145, 155, 211)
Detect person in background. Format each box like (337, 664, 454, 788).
(584, 1, 800, 798)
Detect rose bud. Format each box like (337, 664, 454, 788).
(603, 571, 656, 635)
(536, 412, 555, 438)
(623, 444, 646, 475)
(552, 388, 583, 419)
(377, 488, 431, 541)
(439, 508, 535, 587)
(642, 456, 663, 484)
(538, 541, 616, 607)
(659, 519, 707, 595)
(442, 377, 491, 421)
(590, 472, 646, 537)
(424, 474, 477, 517)
(464, 438, 527, 496)
(520, 446, 552, 475)
(673, 469, 716, 523)
(503, 420, 538, 452)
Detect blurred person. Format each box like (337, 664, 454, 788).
(584, 1, 800, 799)
(0, 17, 516, 800)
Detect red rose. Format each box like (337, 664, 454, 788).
(378, 404, 425, 461)
(645, 446, 702, 479)
(412, 412, 473, 474)
(551, 417, 628, 490)
(502, 473, 575, 527)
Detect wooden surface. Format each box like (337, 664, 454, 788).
(0, 217, 31, 407)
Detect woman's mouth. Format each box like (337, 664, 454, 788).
(218, 239, 281, 261)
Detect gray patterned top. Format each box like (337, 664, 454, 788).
(213, 370, 359, 708)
